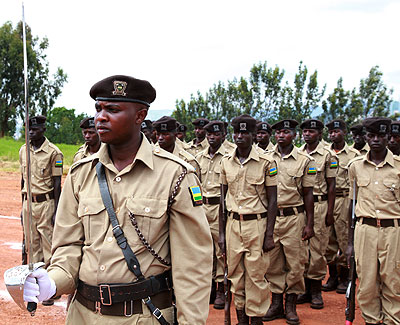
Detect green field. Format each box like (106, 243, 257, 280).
(0, 137, 82, 173)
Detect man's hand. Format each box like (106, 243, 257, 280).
(345, 244, 354, 267)
(325, 212, 334, 227)
(263, 236, 275, 252)
(302, 225, 314, 241)
(23, 268, 56, 303)
(218, 234, 226, 256)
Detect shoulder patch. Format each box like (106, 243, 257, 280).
(330, 160, 338, 169)
(55, 160, 63, 168)
(347, 155, 364, 168)
(307, 167, 317, 175)
(188, 185, 203, 206)
(268, 167, 277, 176)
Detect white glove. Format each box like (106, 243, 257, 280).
(23, 268, 57, 303)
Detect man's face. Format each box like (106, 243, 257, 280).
(275, 129, 295, 147)
(233, 131, 253, 149)
(256, 130, 270, 145)
(328, 129, 345, 143)
(366, 132, 388, 152)
(206, 131, 223, 149)
(94, 101, 145, 145)
(352, 133, 366, 146)
(29, 126, 45, 141)
(82, 128, 100, 146)
(157, 131, 176, 151)
(176, 132, 185, 141)
(388, 134, 400, 153)
(195, 127, 206, 140)
(302, 128, 320, 145)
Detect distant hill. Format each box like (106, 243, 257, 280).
(146, 109, 173, 121)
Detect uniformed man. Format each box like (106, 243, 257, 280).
(19, 115, 63, 306)
(73, 117, 101, 163)
(187, 118, 209, 156)
(349, 123, 369, 155)
(23, 75, 213, 324)
(140, 119, 153, 143)
(222, 121, 236, 154)
(347, 117, 400, 325)
(153, 116, 201, 179)
(219, 114, 278, 325)
(176, 122, 187, 143)
(297, 119, 337, 309)
(263, 119, 315, 325)
(255, 121, 273, 152)
(323, 119, 359, 294)
(388, 121, 400, 156)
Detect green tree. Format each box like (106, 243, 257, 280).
(0, 21, 67, 137)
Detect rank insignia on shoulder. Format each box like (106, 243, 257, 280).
(268, 167, 277, 176)
(188, 186, 203, 206)
(55, 160, 63, 167)
(330, 161, 338, 168)
(307, 167, 317, 175)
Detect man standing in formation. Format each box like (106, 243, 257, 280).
(176, 122, 188, 143)
(19, 115, 63, 306)
(140, 119, 154, 143)
(73, 117, 101, 163)
(349, 124, 369, 155)
(388, 120, 400, 156)
(255, 121, 274, 152)
(187, 118, 209, 156)
(220, 114, 278, 325)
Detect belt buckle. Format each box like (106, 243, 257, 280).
(95, 301, 102, 315)
(205, 197, 209, 204)
(278, 208, 284, 216)
(99, 284, 112, 305)
(124, 300, 133, 317)
(239, 214, 244, 221)
(376, 219, 381, 227)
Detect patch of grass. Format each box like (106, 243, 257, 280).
(0, 137, 82, 173)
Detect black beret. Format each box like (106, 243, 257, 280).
(390, 121, 400, 135)
(176, 123, 187, 132)
(349, 124, 364, 136)
(141, 119, 153, 131)
(300, 119, 324, 130)
(326, 119, 346, 131)
(231, 114, 257, 133)
(192, 118, 209, 128)
(153, 116, 177, 132)
(29, 115, 46, 128)
(272, 119, 299, 130)
(80, 117, 95, 129)
(363, 117, 391, 134)
(256, 121, 272, 133)
(89, 75, 156, 107)
(204, 121, 224, 133)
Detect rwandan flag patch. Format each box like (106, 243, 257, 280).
(55, 160, 63, 167)
(307, 167, 317, 175)
(188, 186, 203, 206)
(330, 161, 338, 168)
(269, 167, 277, 176)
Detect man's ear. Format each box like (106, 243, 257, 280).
(136, 108, 148, 125)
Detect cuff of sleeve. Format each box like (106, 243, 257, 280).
(48, 268, 76, 296)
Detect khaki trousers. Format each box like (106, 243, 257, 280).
(226, 215, 269, 317)
(354, 220, 400, 325)
(204, 203, 224, 283)
(325, 195, 349, 267)
(22, 198, 54, 267)
(66, 298, 174, 325)
(266, 212, 307, 295)
(304, 200, 329, 280)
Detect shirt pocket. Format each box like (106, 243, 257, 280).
(78, 198, 106, 245)
(383, 178, 400, 202)
(286, 168, 303, 189)
(246, 173, 265, 198)
(126, 197, 168, 245)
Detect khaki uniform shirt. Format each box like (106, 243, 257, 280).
(223, 139, 236, 154)
(19, 137, 63, 194)
(72, 144, 88, 164)
(270, 145, 316, 208)
(350, 142, 370, 156)
(176, 137, 190, 150)
(329, 143, 359, 190)
(47, 138, 213, 324)
(255, 142, 274, 153)
(300, 142, 338, 195)
(187, 138, 209, 156)
(220, 146, 277, 214)
(349, 150, 400, 219)
(172, 144, 201, 178)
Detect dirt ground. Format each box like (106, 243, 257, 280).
(0, 171, 364, 324)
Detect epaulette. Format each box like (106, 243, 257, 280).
(178, 149, 197, 162)
(48, 142, 63, 155)
(394, 155, 400, 162)
(70, 153, 99, 171)
(298, 149, 315, 161)
(259, 151, 275, 162)
(153, 146, 195, 173)
(347, 155, 364, 168)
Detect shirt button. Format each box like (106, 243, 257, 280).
(144, 207, 150, 213)
(208, 181, 211, 184)
(209, 171, 212, 173)
(377, 210, 380, 213)
(240, 165, 243, 169)
(278, 195, 281, 198)
(84, 207, 88, 212)
(239, 192, 242, 195)
(239, 206, 242, 209)
(100, 265, 106, 271)
(115, 176, 121, 182)
(375, 167, 379, 170)
(107, 237, 113, 242)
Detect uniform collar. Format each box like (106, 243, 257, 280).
(300, 141, 325, 156)
(233, 145, 260, 164)
(364, 149, 395, 168)
(274, 144, 298, 160)
(330, 142, 349, 154)
(31, 137, 49, 153)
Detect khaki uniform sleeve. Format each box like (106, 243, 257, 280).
(51, 151, 63, 176)
(169, 171, 213, 325)
(47, 170, 83, 295)
(302, 159, 316, 188)
(265, 159, 278, 187)
(325, 151, 338, 178)
(219, 159, 227, 185)
(348, 162, 357, 199)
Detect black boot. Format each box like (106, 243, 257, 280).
(209, 279, 216, 304)
(285, 293, 300, 325)
(250, 317, 263, 325)
(297, 277, 311, 304)
(310, 279, 324, 309)
(213, 282, 225, 309)
(236, 308, 249, 325)
(336, 266, 349, 294)
(322, 263, 338, 292)
(262, 293, 284, 321)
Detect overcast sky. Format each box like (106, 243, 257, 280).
(1, 0, 399, 117)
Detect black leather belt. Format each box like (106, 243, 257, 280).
(203, 196, 220, 205)
(22, 191, 54, 203)
(277, 205, 305, 217)
(232, 212, 267, 221)
(76, 288, 173, 316)
(357, 217, 398, 228)
(314, 194, 328, 202)
(336, 189, 349, 197)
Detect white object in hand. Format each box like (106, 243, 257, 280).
(23, 268, 56, 303)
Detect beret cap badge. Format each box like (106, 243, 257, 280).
(334, 121, 340, 128)
(112, 81, 127, 96)
(240, 123, 247, 131)
(213, 125, 220, 132)
(380, 124, 387, 132)
(311, 121, 316, 128)
(393, 125, 399, 132)
(284, 121, 290, 128)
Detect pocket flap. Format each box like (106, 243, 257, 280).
(357, 177, 370, 187)
(78, 198, 106, 217)
(383, 179, 399, 189)
(126, 197, 168, 219)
